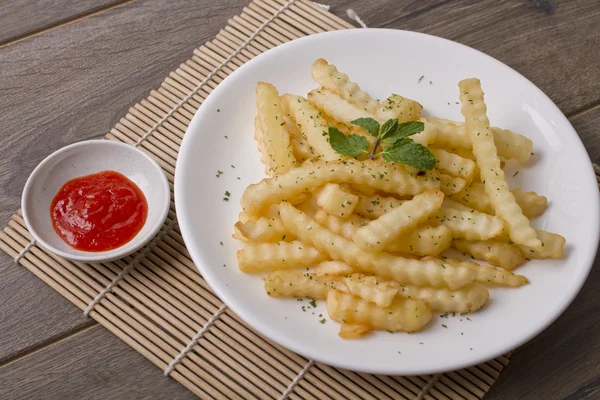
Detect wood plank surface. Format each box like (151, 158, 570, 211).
(0, 259, 93, 364)
(0, 0, 244, 363)
(0, 325, 196, 400)
(327, 0, 600, 116)
(0, 0, 125, 45)
(0, 0, 598, 399)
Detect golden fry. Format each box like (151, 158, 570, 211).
(237, 240, 327, 273)
(459, 78, 540, 248)
(311, 58, 380, 113)
(338, 323, 371, 339)
(426, 116, 532, 163)
(234, 216, 291, 243)
(327, 290, 432, 333)
(354, 193, 405, 219)
(280, 203, 476, 289)
(340, 273, 398, 307)
(314, 183, 359, 218)
(352, 190, 444, 252)
(376, 94, 422, 123)
(264, 270, 341, 299)
(241, 159, 440, 217)
(453, 239, 524, 270)
(281, 94, 338, 161)
(255, 82, 296, 175)
(394, 283, 489, 313)
(433, 206, 505, 241)
(313, 260, 355, 276)
(431, 148, 476, 183)
(450, 184, 547, 219)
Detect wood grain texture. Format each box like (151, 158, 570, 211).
(326, 0, 600, 116)
(0, 0, 598, 399)
(0, 259, 93, 364)
(0, 325, 196, 400)
(0, 0, 125, 44)
(0, 0, 244, 363)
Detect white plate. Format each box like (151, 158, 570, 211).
(175, 29, 599, 375)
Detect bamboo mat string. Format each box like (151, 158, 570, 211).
(346, 9, 368, 28)
(133, 0, 299, 148)
(164, 304, 228, 376)
(277, 359, 315, 400)
(14, 238, 35, 264)
(312, 2, 330, 10)
(415, 374, 441, 400)
(83, 218, 178, 316)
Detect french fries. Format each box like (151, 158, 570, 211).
(340, 273, 398, 308)
(314, 260, 355, 276)
(265, 270, 341, 299)
(314, 183, 359, 218)
(459, 78, 541, 248)
(433, 206, 505, 241)
(314, 211, 452, 256)
(327, 290, 432, 333)
(426, 116, 533, 163)
(412, 118, 438, 146)
(255, 82, 296, 175)
(352, 190, 444, 252)
(283, 115, 315, 162)
(394, 283, 489, 313)
(338, 323, 371, 339)
(450, 184, 548, 218)
(311, 58, 380, 113)
(439, 174, 467, 195)
(516, 230, 566, 259)
(281, 94, 338, 161)
(308, 88, 379, 125)
(376, 94, 422, 123)
(237, 240, 327, 273)
(234, 216, 291, 242)
(430, 148, 476, 183)
(241, 159, 440, 217)
(235, 61, 564, 339)
(453, 239, 525, 270)
(279, 203, 476, 289)
(354, 193, 405, 219)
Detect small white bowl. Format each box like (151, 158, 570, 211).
(22, 140, 170, 262)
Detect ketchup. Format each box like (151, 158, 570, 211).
(50, 170, 148, 252)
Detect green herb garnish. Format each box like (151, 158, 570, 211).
(328, 127, 369, 158)
(326, 118, 435, 170)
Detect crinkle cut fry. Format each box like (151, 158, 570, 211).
(279, 202, 476, 289)
(241, 159, 440, 217)
(311, 58, 380, 113)
(458, 78, 541, 248)
(256, 82, 296, 175)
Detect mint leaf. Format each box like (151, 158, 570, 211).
(379, 119, 398, 141)
(382, 121, 425, 144)
(381, 138, 436, 170)
(328, 127, 369, 158)
(350, 117, 379, 136)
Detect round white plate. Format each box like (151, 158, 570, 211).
(175, 29, 599, 375)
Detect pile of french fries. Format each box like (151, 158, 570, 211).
(233, 59, 566, 339)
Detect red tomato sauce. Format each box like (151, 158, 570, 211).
(50, 170, 148, 252)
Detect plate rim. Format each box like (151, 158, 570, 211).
(175, 28, 600, 375)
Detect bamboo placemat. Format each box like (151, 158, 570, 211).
(0, 1, 514, 398)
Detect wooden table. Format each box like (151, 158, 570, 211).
(0, 1, 598, 399)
